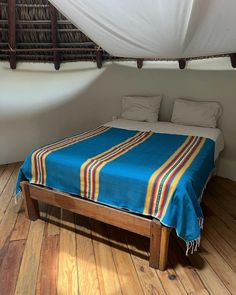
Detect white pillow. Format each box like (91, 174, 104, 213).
(171, 98, 222, 128)
(121, 95, 162, 123)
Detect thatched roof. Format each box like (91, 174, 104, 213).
(0, 0, 235, 69)
(0, 0, 114, 65)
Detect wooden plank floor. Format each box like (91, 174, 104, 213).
(0, 163, 235, 295)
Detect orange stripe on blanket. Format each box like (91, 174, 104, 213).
(144, 136, 205, 219)
(143, 136, 193, 215)
(151, 136, 200, 216)
(31, 126, 110, 186)
(80, 131, 153, 201)
(158, 137, 205, 220)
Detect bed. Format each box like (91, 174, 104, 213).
(16, 119, 224, 270)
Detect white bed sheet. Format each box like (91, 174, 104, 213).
(105, 119, 224, 161)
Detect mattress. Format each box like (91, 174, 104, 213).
(105, 119, 224, 160)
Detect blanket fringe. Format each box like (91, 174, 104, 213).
(186, 237, 201, 255)
(185, 217, 204, 255)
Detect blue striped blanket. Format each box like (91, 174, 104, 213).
(16, 126, 215, 253)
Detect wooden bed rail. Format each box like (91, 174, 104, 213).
(21, 181, 171, 270)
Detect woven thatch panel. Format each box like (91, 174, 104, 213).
(57, 11, 67, 21)
(0, 28, 8, 40)
(0, 0, 8, 61)
(0, 0, 230, 66)
(58, 30, 92, 44)
(0, 1, 7, 19)
(0, 0, 108, 64)
(16, 7, 50, 20)
(17, 29, 51, 43)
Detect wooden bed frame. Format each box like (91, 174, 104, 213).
(21, 181, 171, 270)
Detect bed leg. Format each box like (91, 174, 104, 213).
(149, 219, 161, 269)
(149, 220, 170, 270)
(159, 226, 170, 271)
(21, 182, 40, 221)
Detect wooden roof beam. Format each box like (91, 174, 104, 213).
(8, 0, 16, 69)
(178, 59, 186, 69)
(230, 53, 236, 68)
(50, 4, 60, 70)
(137, 58, 144, 69)
(96, 50, 103, 68)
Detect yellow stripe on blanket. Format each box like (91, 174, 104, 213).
(80, 131, 153, 201)
(159, 137, 205, 220)
(143, 136, 193, 215)
(31, 126, 110, 185)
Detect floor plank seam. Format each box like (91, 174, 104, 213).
(0, 201, 22, 268)
(124, 234, 148, 295)
(173, 235, 216, 294)
(203, 233, 236, 287)
(0, 164, 17, 197)
(105, 225, 126, 295)
(55, 218, 61, 295)
(90, 219, 102, 295)
(11, 239, 27, 295)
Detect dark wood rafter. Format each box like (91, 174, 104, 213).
(178, 58, 186, 69)
(50, 3, 60, 70)
(8, 0, 16, 69)
(230, 53, 236, 68)
(0, 47, 104, 53)
(96, 49, 103, 68)
(137, 58, 144, 69)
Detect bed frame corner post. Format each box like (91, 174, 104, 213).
(149, 219, 170, 270)
(149, 219, 161, 269)
(21, 182, 40, 221)
(159, 226, 171, 271)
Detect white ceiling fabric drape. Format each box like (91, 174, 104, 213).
(49, 0, 236, 59)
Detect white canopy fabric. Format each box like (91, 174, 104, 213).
(49, 0, 236, 59)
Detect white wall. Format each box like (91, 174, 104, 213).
(0, 61, 235, 180)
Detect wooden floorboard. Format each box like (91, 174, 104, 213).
(90, 219, 123, 295)
(0, 165, 235, 295)
(75, 215, 101, 295)
(107, 225, 144, 295)
(57, 210, 78, 295)
(126, 234, 166, 295)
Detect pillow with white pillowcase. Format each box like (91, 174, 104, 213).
(121, 95, 162, 123)
(171, 98, 222, 128)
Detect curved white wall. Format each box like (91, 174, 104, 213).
(0, 61, 235, 180)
